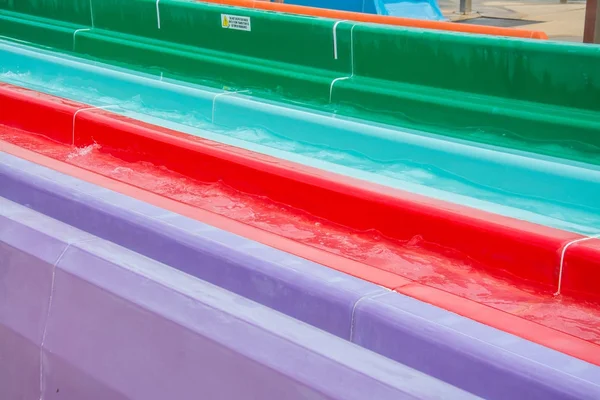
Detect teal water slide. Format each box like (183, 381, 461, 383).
(2, 39, 599, 236)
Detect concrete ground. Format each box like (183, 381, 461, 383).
(438, 0, 587, 41)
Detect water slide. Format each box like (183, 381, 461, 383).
(282, 0, 445, 20)
(377, 0, 445, 20)
(1, 0, 600, 398)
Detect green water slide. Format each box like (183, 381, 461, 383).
(0, 0, 599, 164)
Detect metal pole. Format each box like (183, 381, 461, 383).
(596, 0, 600, 43)
(584, 0, 599, 43)
(459, 0, 472, 14)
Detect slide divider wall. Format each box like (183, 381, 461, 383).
(0, 0, 599, 164)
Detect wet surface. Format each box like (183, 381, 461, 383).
(3, 126, 600, 345)
(457, 17, 542, 27)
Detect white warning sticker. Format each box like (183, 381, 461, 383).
(221, 14, 251, 31)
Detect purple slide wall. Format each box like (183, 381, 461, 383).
(0, 197, 475, 399)
(1, 151, 600, 399)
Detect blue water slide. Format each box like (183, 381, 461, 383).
(375, 0, 445, 20)
(285, 0, 446, 21)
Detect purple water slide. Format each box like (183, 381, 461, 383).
(1, 152, 600, 399)
(0, 197, 477, 399)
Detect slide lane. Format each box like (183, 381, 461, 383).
(1, 82, 600, 365)
(2, 152, 600, 399)
(2, 40, 599, 236)
(1, 198, 476, 400)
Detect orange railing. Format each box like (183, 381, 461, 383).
(200, 0, 548, 39)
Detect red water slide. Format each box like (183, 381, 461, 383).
(1, 82, 598, 364)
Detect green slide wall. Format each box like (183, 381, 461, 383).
(0, 0, 599, 164)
